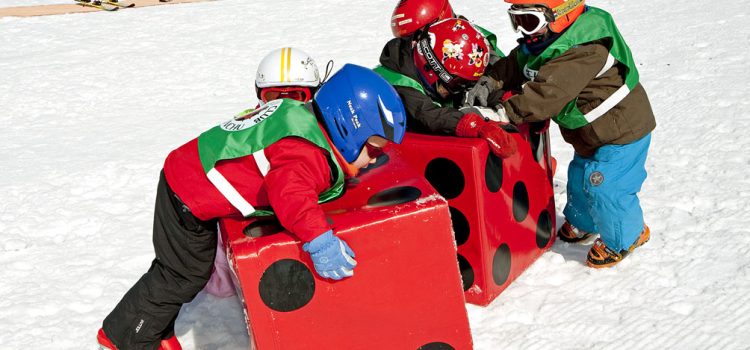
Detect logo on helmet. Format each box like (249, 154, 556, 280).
(418, 36, 453, 84)
(346, 99, 361, 129)
(442, 39, 464, 62)
(468, 43, 486, 68)
(553, 0, 585, 19)
(451, 20, 465, 32)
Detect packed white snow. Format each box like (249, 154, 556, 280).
(1, 0, 749, 349)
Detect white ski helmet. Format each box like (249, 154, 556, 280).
(255, 47, 321, 88)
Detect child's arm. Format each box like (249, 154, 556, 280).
(395, 85, 466, 135)
(398, 86, 517, 158)
(263, 138, 333, 242)
(485, 49, 527, 93)
(502, 43, 612, 125)
(263, 137, 357, 280)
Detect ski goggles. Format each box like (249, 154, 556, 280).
(259, 86, 313, 103)
(362, 135, 389, 159)
(508, 6, 553, 35)
(364, 142, 385, 158)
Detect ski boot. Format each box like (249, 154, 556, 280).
(586, 225, 650, 268)
(97, 328, 182, 350)
(557, 220, 595, 243)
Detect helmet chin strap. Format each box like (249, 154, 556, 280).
(414, 68, 442, 100)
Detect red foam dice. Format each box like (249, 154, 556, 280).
(393, 127, 556, 306)
(220, 151, 473, 350)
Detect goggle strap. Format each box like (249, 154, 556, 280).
(417, 38, 454, 85)
(321, 60, 335, 84)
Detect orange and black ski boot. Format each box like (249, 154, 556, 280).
(586, 225, 650, 268)
(557, 221, 595, 243)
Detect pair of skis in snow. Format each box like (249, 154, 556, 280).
(74, 0, 135, 11)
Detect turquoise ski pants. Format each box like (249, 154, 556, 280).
(563, 134, 651, 251)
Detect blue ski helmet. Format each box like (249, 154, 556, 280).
(314, 64, 407, 163)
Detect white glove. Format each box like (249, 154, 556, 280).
(460, 106, 509, 123)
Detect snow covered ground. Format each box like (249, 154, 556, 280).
(1, 0, 749, 349)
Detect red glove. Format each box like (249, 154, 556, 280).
(456, 113, 518, 158)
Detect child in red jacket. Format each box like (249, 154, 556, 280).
(97, 64, 407, 350)
(203, 47, 326, 298)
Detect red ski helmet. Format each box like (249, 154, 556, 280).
(390, 0, 454, 38)
(504, 0, 585, 33)
(413, 18, 490, 94)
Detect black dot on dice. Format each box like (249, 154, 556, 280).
(457, 254, 474, 291)
(418, 342, 456, 350)
(449, 206, 470, 246)
(359, 154, 390, 175)
(492, 244, 512, 286)
(258, 259, 315, 312)
(425, 158, 464, 199)
(484, 152, 503, 193)
(536, 209, 553, 249)
(367, 186, 422, 207)
(243, 219, 284, 238)
(512, 181, 529, 222)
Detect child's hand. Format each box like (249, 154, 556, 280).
(478, 122, 518, 159)
(464, 76, 501, 107)
(456, 113, 518, 159)
(303, 230, 357, 281)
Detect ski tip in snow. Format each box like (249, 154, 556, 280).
(74, 0, 136, 11)
(74, 0, 118, 11)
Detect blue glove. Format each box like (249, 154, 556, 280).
(303, 230, 357, 280)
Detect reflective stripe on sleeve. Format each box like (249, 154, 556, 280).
(253, 149, 271, 176)
(584, 84, 630, 124)
(206, 168, 256, 217)
(595, 53, 616, 78)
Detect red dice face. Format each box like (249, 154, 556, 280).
(221, 151, 473, 350)
(395, 128, 556, 306)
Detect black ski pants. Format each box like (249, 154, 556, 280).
(102, 171, 218, 350)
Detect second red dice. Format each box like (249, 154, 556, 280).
(395, 128, 556, 306)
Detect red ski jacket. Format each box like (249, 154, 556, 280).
(163, 137, 335, 242)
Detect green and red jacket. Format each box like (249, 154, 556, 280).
(163, 99, 344, 241)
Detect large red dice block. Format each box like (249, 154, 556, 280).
(393, 127, 556, 306)
(220, 151, 473, 350)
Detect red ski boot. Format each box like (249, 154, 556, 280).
(97, 328, 182, 350)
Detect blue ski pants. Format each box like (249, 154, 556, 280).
(563, 134, 651, 251)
